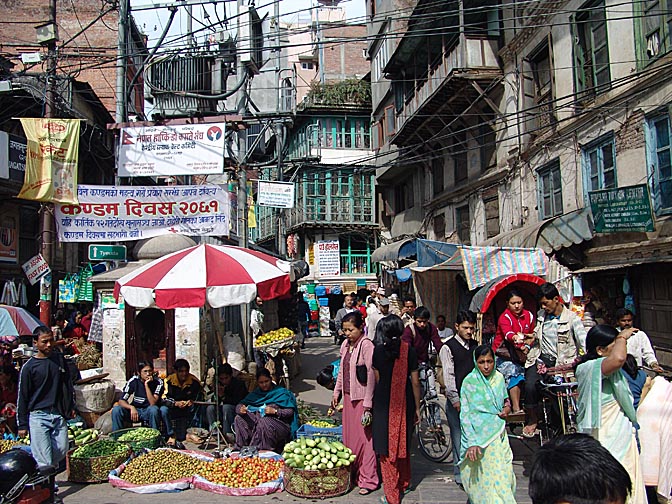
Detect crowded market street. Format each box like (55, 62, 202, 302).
(54, 336, 534, 503)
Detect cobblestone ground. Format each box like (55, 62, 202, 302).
(56, 336, 536, 503)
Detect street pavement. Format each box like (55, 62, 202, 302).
(56, 336, 536, 503)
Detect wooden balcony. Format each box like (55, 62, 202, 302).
(391, 35, 503, 145)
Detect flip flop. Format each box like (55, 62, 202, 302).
(359, 488, 373, 495)
(522, 427, 540, 438)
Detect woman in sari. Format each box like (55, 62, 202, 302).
(372, 315, 421, 504)
(492, 290, 534, 417)
(575, 324, 646, 504)
(234, 368, 299, 453)
(331, 310, 379, 494)
(459, 344, 516, 504)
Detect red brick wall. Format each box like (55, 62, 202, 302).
(615, 109, 645, 154)
(321, 24, 368, 81)
(0, 0, 141, 116)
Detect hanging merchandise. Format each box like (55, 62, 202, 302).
(78, 263, 94, 302)
(18, 281, 27, 307)
(623, 274, 636, 315)
(1, 281, 18, 306)
(88, 294, 104, 344)
(58, 273, 79, 304)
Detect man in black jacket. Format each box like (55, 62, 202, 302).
(205, 364, 248, 442)
(17, 326, 76, 469)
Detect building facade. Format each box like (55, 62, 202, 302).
(368, 0, 672, 360)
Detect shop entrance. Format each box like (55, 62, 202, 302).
(124, 304, 175, 379)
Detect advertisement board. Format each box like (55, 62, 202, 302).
(315, 240, 340, 277)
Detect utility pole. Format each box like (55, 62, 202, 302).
(274, 0, 287, 258)
(116, 0, 128, 123)
(236, 0, 252, 362)
(39, 0, 58, 326)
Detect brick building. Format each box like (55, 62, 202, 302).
(0, 0, 147, 117)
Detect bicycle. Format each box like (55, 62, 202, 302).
(538, 370, 579, 445)
(416, 363, 452, 462)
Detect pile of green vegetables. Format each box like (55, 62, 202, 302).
(71, 440, 128, 459)
(283, 437, 355, 471)
(117, 427, 159, 442)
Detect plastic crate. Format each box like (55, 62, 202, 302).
(296, 424, 342, 442)
(318, 297, 329, 307)
(314, 286, 327, 297)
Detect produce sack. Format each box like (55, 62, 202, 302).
(74, 379, 115, 413)
(193, 451, 284, 496)
(109, 447, 212, 493)
(222, 332, 245, 372)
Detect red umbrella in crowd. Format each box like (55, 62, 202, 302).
(114, 244, 292, 309)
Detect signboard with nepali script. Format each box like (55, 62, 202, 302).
(315, 240, 341, 277)
(54, 185, 230, 242)
(118, 124, 226, 177)
(17, 118, 80, 204)
(588, 184, 655, 233)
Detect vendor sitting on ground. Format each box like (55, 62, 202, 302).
(112, 361, 163, 432)
(234, 368, 299, 452)
(205, 364, 248, 442)
(161, 359, 202, 449)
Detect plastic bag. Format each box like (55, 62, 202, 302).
(223, 332, 245, 372)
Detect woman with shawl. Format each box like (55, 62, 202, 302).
(372, 315, 421, 504)
(331, 310, 379, 494)
(459, 344, 516, 504)
(575, 324, 646, 503)
(234, 368, 299, 452)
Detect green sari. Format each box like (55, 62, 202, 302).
(576, 358, 646, 504)
(459, 359, 516, 504)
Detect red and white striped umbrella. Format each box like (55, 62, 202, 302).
(114, 244, 292, 309)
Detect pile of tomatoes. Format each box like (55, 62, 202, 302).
(199, 456, 283, 488)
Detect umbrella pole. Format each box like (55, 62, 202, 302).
(241, 304, 252, 363)
(209, 307, 226, 364)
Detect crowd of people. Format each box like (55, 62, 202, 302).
(319, 281, 667, 504)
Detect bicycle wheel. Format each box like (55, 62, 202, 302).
(416, 401, 452, 462)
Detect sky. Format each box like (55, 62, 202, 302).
(130, 0, 367, 49)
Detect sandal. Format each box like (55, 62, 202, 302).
(359, 488, 373, 495)
(522, 426, 539, 438)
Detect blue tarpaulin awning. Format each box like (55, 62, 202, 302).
(371, 238, 417, 263)
(416, 239, 459, 268)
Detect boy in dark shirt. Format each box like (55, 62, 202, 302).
(17, 327, 76, 469)
(111, 361, 163, 432)
(205, 364, 248, 440)
(161, 359, 201, 447)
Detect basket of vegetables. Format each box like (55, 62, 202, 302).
(67, 440, 132, 483)
(110, 427, 162, 451)
(282, 437, 354, 498)
(296, 421, 342, 442)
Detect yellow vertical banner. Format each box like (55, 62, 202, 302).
(18, 118, 80, 204)
(247, 180, 257, 229)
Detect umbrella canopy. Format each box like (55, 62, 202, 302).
(469, 274, 547, 314)
(114, 244, 292, 309)
(0, 305, 46, 337)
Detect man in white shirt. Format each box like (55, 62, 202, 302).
(615, 308, 663, 372)
(366, 297, 390, 344)
(436, 315, 454, 342)
(401, 296, 416, 327)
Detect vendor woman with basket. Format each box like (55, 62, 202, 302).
(234, 368, 299, 453)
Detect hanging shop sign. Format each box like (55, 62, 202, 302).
(0, 209, 19, 264)
(55, 184, 230, 242)
(118, 124, 226, 177)
(315, 240, 340, 277)
(257, 180, 295, 209)
(17, 118, 80, 205)
(22, 253, 51, 285)
(589, 184, 655, 233)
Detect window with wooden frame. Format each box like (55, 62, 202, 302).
(572, 0, 611, 100)
(456, 205, 471, 245)
(634, 0, 672, 66)
(646, 108, 672, 214)
(384, 105, 396, 138)
(393, 177, 414, 213)
(582, 133, 616, 193)
(483, 187, 500, 238)
(537, 159, 563, 219)
(522, 35, 556, 135)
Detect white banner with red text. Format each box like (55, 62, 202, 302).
(118, 123, 226, 177)
(55, 185, 230, 242)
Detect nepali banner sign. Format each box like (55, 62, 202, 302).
(118, 124, 226, 177)
(55, 184, 230, 242)
(18, 118, 80, 204)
